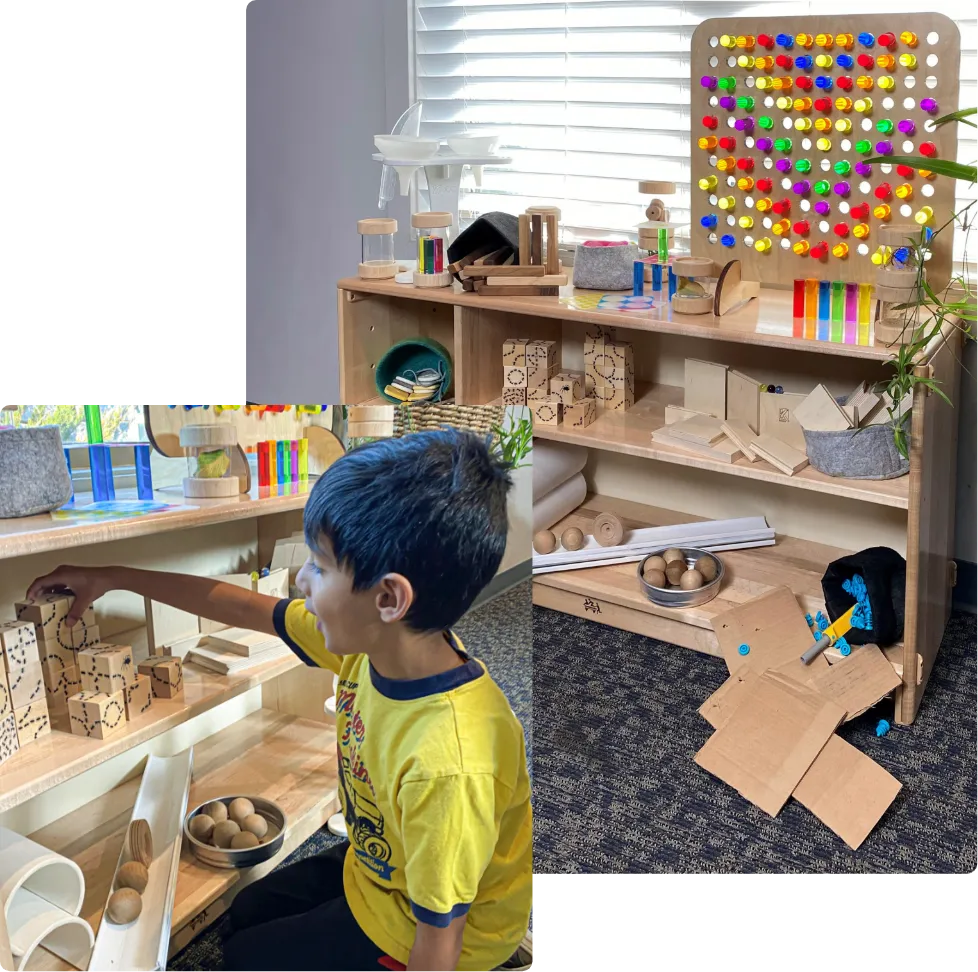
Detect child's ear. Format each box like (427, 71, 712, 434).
(376, 573, 414, 624)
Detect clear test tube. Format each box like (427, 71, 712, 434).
(844, 281, 859, 343)
(857, 282, 874, 344)
(817, 279, 831, 341)
(830, 280, 845, 342)
(793, 279, 806, 319)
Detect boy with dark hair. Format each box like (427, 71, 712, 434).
(28, 428, 533, 972)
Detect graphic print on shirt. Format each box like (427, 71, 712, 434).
(336, 679, 396, 880)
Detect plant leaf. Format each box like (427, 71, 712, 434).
(863, 156, 977, 182)
(934, 107, 977, 128)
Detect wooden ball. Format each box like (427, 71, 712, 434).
(241, 813, 268, 840)
(106, 888, 142, 925)
(212, 820, 241, 848)
(228, 797, 255, 825)
(201, 800, 228, 823)
(593, 512, 624, 547)
(189, 814, 215, 844)
(662, 548, 684, 566)
(680, 569, 705, 591)
(643, 568, 667, 589)
(116, 861, 149, 895)
(644, 555, 667, 573)
(533, 530, 557, 555)
(695, 556, 718, 582)
(561, 527, 585, 551)
(665, 561, 687, 586)
(230, 831, 260, 850)
(127, 818, 153, 868)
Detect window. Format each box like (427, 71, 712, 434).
(412, 0, 976, 260)
(2, 405, 146, 444)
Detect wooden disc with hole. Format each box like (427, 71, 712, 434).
(127, 818, 153, 868)
(593, 512, 624, 547)
(638, 181, 676, 195)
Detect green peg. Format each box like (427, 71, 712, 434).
(813, 179, 831, 195)
(774, 137, 792, 152)
(876, 118, 894, 134)
(736, 96, 755, 110)
(833, 159, 851, 175)
(855, 139, 872, 155)
(718, 76, 737, 90)
(795, 158, 812, 173)
(758, 116, 774, 129)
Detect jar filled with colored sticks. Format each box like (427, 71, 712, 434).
(412, 211, 453, 288)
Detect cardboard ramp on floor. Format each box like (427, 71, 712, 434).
(802, 643, 903, 721)
(694, 671, 846, 816)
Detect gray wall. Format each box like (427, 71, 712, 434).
(246, 0, 411, 402)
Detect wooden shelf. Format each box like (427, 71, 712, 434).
(25, 708, 338, 971)
(0, 655, 303, 813)
(529, 382, 910, 510)
(532, 493, 904, 676)
(0, 484, 314, 562)
(338, 276, 900, 363)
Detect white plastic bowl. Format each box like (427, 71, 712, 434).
(373, 135, 441, 160)
(446, 134, 500, 157)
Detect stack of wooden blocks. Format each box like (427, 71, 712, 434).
(502, 337, 559, 406)
(584, 325, 635, 413)
(1, 619, 50, 763)
(456, 210, 567, 296)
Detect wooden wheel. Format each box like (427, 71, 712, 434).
(593, 512, 624, 547)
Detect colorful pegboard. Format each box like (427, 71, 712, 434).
(691, 14, 960, 289)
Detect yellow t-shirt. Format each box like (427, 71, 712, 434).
(275, 599, 533, 970)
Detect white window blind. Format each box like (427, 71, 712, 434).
(412, 0, 976, 258)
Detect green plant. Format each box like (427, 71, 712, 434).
(865, 108, 976, 458)
(490, 411, 533, 470)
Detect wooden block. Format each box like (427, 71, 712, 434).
(526, 386, 551, 402)
(526, 340, 558, 388)
(67, 689, 127, 740)
(503, 366, 528, 388)
(502, 387, 526, 406)
(0, 675, 10, 721)
(472, 246, 512, 267)
(668, 414, 726, 446)
(600, 383, 634, 412)
(752, 434, 810, 476)
(550, 372, 584, 406)
(530, 213, 543, 265)
(531, 396, 562, 427)
(563, 397, 597, 428)
(473, 283, 559, 296)
(684, 358, 728, 419)
(502, 337, 529, 367)
(460, 277, 476, 291)
(446, 242, 496, 275)
(518, 214, 530, 265)
(720, 420, 760, 462)
(464, 264, 545, 278)
(146, 657, 183, 699)
(545, 213, 559, 274)
(34, 638, 76, 673)
(15, 594, 70, 638)
(64, 618, 100, 650)
(0, 713, 19, 766)
(123, 674, 153, 720)
(78, 643, 136, 691)
(14, 700, 50, 746)
(726, 370, 760, 434)
(650, 428, 742, 463)
(7, 661, 45, 709)
(664, 405, 702, 425)
(0, 620, 39, 671)
(486, 273, 568, 287)
(803, 644, 903, 721)
(713, 259, 760, 316)
(759, 391, 807, 451)
(794, 384, 855, 432)
(694, 671, 846, 817)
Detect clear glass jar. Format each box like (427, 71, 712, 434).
(179, 424, 239, 497)
(357, 217, 398, 278)
(412, 212, 453, 274)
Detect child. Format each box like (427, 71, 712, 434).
(28, 428, 533, 972)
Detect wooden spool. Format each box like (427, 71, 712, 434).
(411, 211, 453, 230)
(672, 257, 715, 278)
(127, 818, 154, 868)
(638, 181, 676, 195)
(593, 512, 624, 547)
(412, 270, 453, 288)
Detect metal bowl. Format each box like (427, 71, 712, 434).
(183, 795, 287, 869)
(637, 547, 725, 609)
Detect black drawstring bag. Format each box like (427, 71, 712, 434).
(447, 212, 521, 275)
(821, 546, 906, 647)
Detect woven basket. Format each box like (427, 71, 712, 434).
(393, 403, 506, 437)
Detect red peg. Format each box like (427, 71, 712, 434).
(850, 202, 870, 219)
(878, 31, 896, 48)
(792, 219, 811, 234)
(758, 33, 775, 49)
(736, 157, 755, 171)
(772, 199, 792, 215)
(874, 182, 892, 200)
(896, 164, 914, 177)
(833, 222, 850, 237)
(756, 177, 773, 192)
(810, 241, 829, 259)
(837, 75, 854, 90)
(718, 135, 737, 151)
(919, 141, 937, 158)
(814, 97, 832, 112)
(796, 76, 814, 90)
(775, 54, 794, 69)
(702, 114, 719, 129)
(857, 53, 875, 69)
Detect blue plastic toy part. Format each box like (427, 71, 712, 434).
(815, 75, 833, 91)
(842, 573, 873, 629)
(838, 642, 851, 657)
(795, 54, 813, 70)
(738, 643, 750, 656)
(720, 234, 736, 247)
(652, 263, 663, 291)
(893, 246, 910, 264)
(816, 610, 829, 632)
(858, 31, 875, 48)
(776, 33, 794, 49)
(700, 213, 718, 229)
(876, 719, 891, 737)
(837, 53, 854, 69)
(134, 444, 154, 500)
(805, 613, 814, 626)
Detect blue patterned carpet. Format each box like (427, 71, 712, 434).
(533, 607, 976, 873)
(169, 582, 532, 969)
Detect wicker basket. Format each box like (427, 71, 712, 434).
(393, 403, 506, 437)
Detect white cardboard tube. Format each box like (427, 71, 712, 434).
(533, 473, 586, 534)
(532, 439, 588, 500)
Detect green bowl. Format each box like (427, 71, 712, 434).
(375, 337, 453, 403)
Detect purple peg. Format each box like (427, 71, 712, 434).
(776, 158, 792, 172)
(875, 140, 893, 155)
(701, 75, 718, 90)
(814, 199, 831, 215)
(719, 95, 736, 110)
(897, 119, 915, 135)
(734, 117, 755, 132)
(833, 181, 851, 196)
(756, 136, 774, 152)
(855, 160, 873, 176)
(793, 179, 811, 195)
(920, 97, 938, 114)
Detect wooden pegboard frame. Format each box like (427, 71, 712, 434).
(690, 14, 960, 290)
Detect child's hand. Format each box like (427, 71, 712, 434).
(27, 566, 112, 626)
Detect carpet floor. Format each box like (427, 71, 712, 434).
(533, 606, 976, 873)
(169, 582, 532, 970)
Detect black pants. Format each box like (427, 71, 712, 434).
(224, 842, 389, 971)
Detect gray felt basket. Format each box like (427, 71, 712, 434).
(803, 416, 910, 480)
(572, 243, 641, 290)
(0, 426, 72, 518)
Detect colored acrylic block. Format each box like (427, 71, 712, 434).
(123, 674, 153, 721)
(67, 689, 127, 740)
(0, 620, 39, 671)
(502, 337, 528, 367)
(563, 397, 597, 428)
(139, 657, 184, 699)
(7, 662, 45, 710)
(14, 700, 51, 746)
(78, 644, 135, 694)
(0, 713, 19, 766)
(531, 396, 562, 427)
(502, 387, 527, 406)
(550, 372, 584, 406)
(503, 366, 529, 389)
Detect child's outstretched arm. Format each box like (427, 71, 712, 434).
(27, 566, 281, 636)
(408, 915, 466, 971)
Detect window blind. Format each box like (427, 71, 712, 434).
(412, 0, 976, 259)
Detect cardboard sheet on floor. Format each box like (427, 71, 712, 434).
(694, 671, 845, 816)
(803, 644, 903, 721)
(711, 586, 829, 681)
(792, 734, 902, 849)
(698, 668, 761, 730)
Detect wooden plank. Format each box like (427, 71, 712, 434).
(667, 414, 726, 446)
(794, 384, 854, 433)
(751, 434, 809, 476)
(473, 246, 511, 267)
(684, 358, 727, 418)
(518, 215, 530, 266)
(485, 274, 568, 287)
(650, 427, 741, 463)
(664, 405, 701, 425)
(473, 283, 558, 297)
(720, 420, 760, 462)
(530, 214, 543, 266)
(545, 214, 559, 274)
(725, 369, 760, 433)
(759, 391, 808, 451)
(460, 264, 545, 278)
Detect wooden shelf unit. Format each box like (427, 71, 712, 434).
(337, 277, 962, 724)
